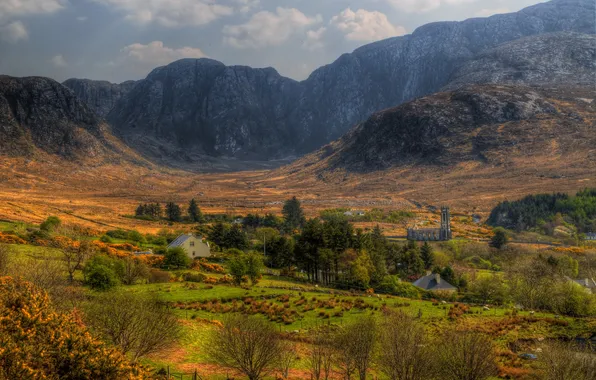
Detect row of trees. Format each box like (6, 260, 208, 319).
(208, 312, 596, 380)
(488, 189, 596, 234)
(135, 199, 203, 223)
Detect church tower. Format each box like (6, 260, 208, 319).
(440, 207, 452, 240)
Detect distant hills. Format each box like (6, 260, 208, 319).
(1, 0, 595, 171)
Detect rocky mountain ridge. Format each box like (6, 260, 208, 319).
(62, 78, 137, 117)
(75, 0, 595, 163)
(0, 75, 141, 162)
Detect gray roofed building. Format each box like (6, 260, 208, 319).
(413, 273, 457, 292)
(168, 234, 211, 259)
(168, 234, 192, 248)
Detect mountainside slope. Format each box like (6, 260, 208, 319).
(108, 59, 300, 161)
(280, 84, 596, 174)
(445, 32, 596, 89)
(62, 78, 137, 117)
(0, 75, 144, 162)
(100, 0, 595, 163)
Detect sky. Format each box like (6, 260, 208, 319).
(0, 0, 548, 83)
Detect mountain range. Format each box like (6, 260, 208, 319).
(1, 0, 595, 173)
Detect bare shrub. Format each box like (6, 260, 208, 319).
(121, 256, 150, 285)
(206, 315, 282, 380)
(335, 315, 377, 380)
(277, 341, 298, 379)
(434, 330, 498, 380)
(540, 341, 596, 380)
(85, 292, 180, 362)
(0, 244, 11, 276)
(148, 268, 171, 283)
(63, 240, 95, 283)
(378, 311, 433, 380)
(308, 327, 335, 380)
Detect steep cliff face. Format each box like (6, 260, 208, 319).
(286, 84, 595, 173)
(0, 75, 138, 161)
(107, 59, 301, 160)
(104, 0, 594, 162)
(62, 78, 136, 117)
(445, 32, 596, 90)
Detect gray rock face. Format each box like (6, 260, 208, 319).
(445, 32, 596, 90)
(94, 0, 596, 162)
(0, 75, 109, 159)
(299, 84, 595, 173)
(62, 78, 136, 117)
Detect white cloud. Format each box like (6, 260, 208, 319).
(223, 7, 322, 49)
(474, 8, 510, 17)
(302, 27, 326, 51)
(76, 16, 88, 22)
(120, 41, 207, 66)
(0, 21, 29, 43)
(386, 0, 477, 13)
(330, 8, 406, 42)
(93, 0, 233, 27)
(50, 54, 67, 67)
(234, 0, 259, 14)
(0, 0, 66, 21)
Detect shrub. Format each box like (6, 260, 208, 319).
(183, 272, 206, 283)
(163, 247, 191, 269)
(99, 235, 113, 243)
(40, 216, 61, 232)
(148, 268, 171, 284)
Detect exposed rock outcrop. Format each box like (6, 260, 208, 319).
(62, 78, 136, 117)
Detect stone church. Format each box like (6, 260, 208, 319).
(407, 207, 452, 241)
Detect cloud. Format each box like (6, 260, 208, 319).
(93, 0, 233, 27)
(302, 27, 327, 51)
(76, 16, 88, 22)
(330, 8, 406, 42)
(223, 7, 322, 49)
(474, 8, 510, 17)
(0, 0, 66, 21)
(234, 0, 260, 14)
(50, 54, 67, 67)
(120, 41, 207, 66)
(386, 0, 477, 13)
(0, 21, 29, 43)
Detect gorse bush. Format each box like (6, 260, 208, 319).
(0, 277, 149, 379)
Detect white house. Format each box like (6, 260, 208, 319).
(167, 234, 211, 259)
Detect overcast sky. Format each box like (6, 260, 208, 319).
(0, 0, 547, 83)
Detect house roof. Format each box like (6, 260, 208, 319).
(413, 273, 457, 291)
(168, 234, 192, 248)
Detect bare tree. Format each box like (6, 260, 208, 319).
(540, 341, 596, 380)
(85, 292, 180, 362)
(63, 240, 95, 283)
(335, 315, 377, 380)
(121, 256, 150, 285)
(434, 330, 498, 380)
(308, 327, 335, 380)
(277, 341, 298, 379)
(206, 315, 282, 380)
(0, 244, 11, 276)
(378, 312, 433, 380)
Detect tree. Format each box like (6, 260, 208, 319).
(208, 222, 228, 248)
(121, 257, 150, 285)
(277, 342, 298, 380)
(434, 331, 498, 380)
(335, 316, 377, 380)
(0, 244, 10, 276)
(0, 277, 150, 379)
(282, 196, 305, 232)
(540, 341, 596, 380)
(40, 216, 61, 232)
(308, 327, 334, 380)
(378, 312, 433, 380)
(206, 315, 282, 380)
(164, 247, 191, 269)
(63, 240, 95, 283)
(245, 252, 264, 285)
(85, 292, 181, 363)
(228, 255, 248, 286)
(489, 227, 508, 249)
(468, 275, 509, 305)
(420, 242, 434, 269)
(188, 199, 203, 223)
(224, 224, 249, 250)
(165, 202, 182, 222)
(84, 255, 122, 291)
